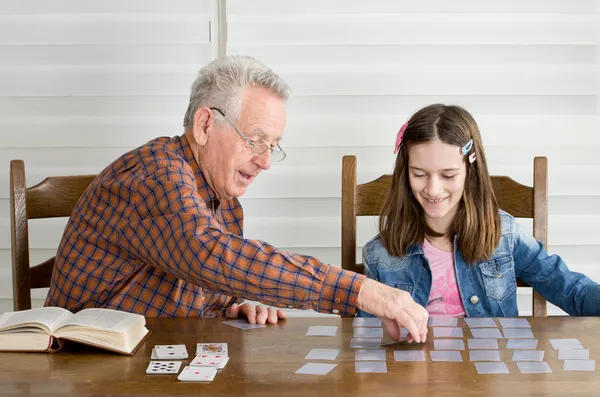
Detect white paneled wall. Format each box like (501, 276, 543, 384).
(0, 0, 217, 313)
(228, 0, 600, 316)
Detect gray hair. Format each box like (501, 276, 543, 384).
(183, 55, 291, 128)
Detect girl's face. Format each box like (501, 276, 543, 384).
(407, 139, 467, 232)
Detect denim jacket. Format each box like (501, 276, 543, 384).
(358, 211, 600, 317)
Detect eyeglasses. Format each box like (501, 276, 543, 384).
(210, 107, 286, 162)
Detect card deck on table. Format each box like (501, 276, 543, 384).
(196, 343, 228, 356)
(304, 349, 340, 361)
(222, 319, 267, 330)
(469, 350, 501, 362)
(355, 349, 386, 361)
(295, 363, 337, 375)
(467, 339, 499, 350)
(470, 328, 503, 339)
(464, 318, 496, 328)
(352, 317, 382, 327)
(475, 362, 509, 374)
(354, 327, 384, 338)
(517, 362, 552, 374)
(430, 351, 463, 362)
(393, 350, 426, 362)
(177, 366, 218, 382)
(355, 361, 387, 373)
(434, 339, 465, 350)
(502, 328, 534, 339)
(563, 360, 595, 371)
(154, 345, 188, 360)
(512, 350, 544, 362)
(549, 339, 584, 350)
(306, 326, 338, 337)
(145, 361, 183, 375)
(433, 327, 463, 338)
(498, 318, 531, 328)
(428, 317, 458, 327)
(558, 349, 590, 360)
(506, 339, 538, 350)
(190, 353, 229, 369)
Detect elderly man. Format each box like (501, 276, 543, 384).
(45, 55, 428, 343)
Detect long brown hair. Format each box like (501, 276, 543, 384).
(379, 104, 501, 264)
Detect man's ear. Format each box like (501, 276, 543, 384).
(190, 107, 213, 146)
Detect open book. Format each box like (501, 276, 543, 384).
(0, 307, 150, 355)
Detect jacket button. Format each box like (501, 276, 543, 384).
(470, 295, 479, 304)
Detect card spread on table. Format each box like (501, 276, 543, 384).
(305, 348, 340, 361)
(433, 327, 463, 338)
(349, 337, 382, 349)
(393, 350, 426, 362)
(558, 349, 590, 360)
(222, 319, 267, 330)
(295, 363, 337, 375)
(512, 350, 544, 362)
(154, 345, 188, 360)
(355, 361, 387, 373)
(563, 360, 595, 371)
(464, 318, 496, 328)
(469, 350, 501, 362)
(177, 366, 217, 382)
(506, 339, 538, 350)
(517, 361, 552, 374)
(352, 317, 382, 327)
(502, 328, 534, 339)
(549, 339, 583, 350)
(190, 353, 229, 369)
(196, 343, 228, 356)
(498, 318, 531, 328)
(306, 326, 338, 337)
(355, 349, 386, 361)
(470, 328, 503, 339)
(434, 339, 465, 350)
(430, 351, 463, 362)
(468, 338, 499, 350)
(146, 361, 183, 375)
(354, 327, 384, 338)
(474, 362, 509, 374)
(429, 317, 458, 327)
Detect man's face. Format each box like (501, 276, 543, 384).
(200, 86, 286, 199)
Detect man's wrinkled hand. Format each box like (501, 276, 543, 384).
(225, 303, 286, 324)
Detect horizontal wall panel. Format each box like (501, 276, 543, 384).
(1, 0, 210, 14)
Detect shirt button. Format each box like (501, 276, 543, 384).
(332, 309, 340, 314)
(470, 295, 479, 304)
(288, 305, 294, 308)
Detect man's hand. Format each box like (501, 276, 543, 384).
(225, 303, 286, 325)
(356, 279, 429, 343)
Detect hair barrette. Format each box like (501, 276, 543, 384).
(393, 122, 409, 154)
(469, 153, 476, 164)
(461, 139, 474, 156)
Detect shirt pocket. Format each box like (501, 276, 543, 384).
(478, 256, 517, 301)
(383, 282, 413, 294)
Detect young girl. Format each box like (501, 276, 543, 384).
(358, 104, 600, 318)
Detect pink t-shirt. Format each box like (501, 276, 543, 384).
(422, 239, 466, 317)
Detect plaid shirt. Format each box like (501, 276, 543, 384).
(45, 135, 365, 317)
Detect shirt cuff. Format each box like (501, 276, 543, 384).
(317, 266, 365, 316)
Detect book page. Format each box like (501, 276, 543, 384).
(0, 307, 73, 334)
(65, 308, 144, 334)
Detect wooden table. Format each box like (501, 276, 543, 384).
(0, 316, 598, 396)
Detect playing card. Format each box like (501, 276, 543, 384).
(145, 361, 182, 375)
(498, 318, 531, 328)
(190, 353, 229, 369)
(355, 349, 386, 361)
(349, 337, 382, 349)
(470, 328, 503, 339)
(549, 339, 583, 350)
(306, 326, 338, 337)
(502, 328, 534, 339)
(464, 318, 496, 328)
(506, 339, 538, 350)
(393, 350, 426, 362)
(475, 362, 509, 374)
(429, 317, 458, 327)
(433, 327, 463, 338)
(469, 350, 501, 362)
(222, 319, 266, 330)
(353, 317, 382, 327)
(196, 343, 228, 356)
(381, 328, 408, 346)
(430, 351, 463, 362)
(434, 339, 465, 350)
(295, 363, 337, 375)
(304, 348, 340, 361)
(558, 349, 590, 360)
(563, 359, 595, 371)
(354, 327, 384, 338)
(512, 350, 544, 362)
(154, 345, 188, 360)
(467, 339, 499, 350)
(177, 366, 217, 382)
(355, 361, 387, 373)
(517, 361, 552, 374)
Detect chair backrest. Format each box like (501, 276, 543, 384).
(10, 160, 97, 311)
(341, 155, 549, 317)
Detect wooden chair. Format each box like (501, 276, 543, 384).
(10, 160, 97, 311)
(341, 155, 549, 317)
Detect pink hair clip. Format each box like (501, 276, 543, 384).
(394, 122, 409, 154)
(469, 153, 476, 164)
